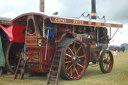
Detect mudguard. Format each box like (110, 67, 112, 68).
(0, 36, 5, 67)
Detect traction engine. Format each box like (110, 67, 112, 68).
(12, 12, 122, 84)
(11, 0, 123, 85)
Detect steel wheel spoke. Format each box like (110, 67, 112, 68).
(77, 63, 84, 68)
(74, 66, 79, 76)
(78, 55, 84, 59)
(106, 64, 109, 70)
(106, 54, 109, 60)
(65, 53, 72, 58)
(65, 61, 72, 64)
(66, 64, 73, 71)
(66, 64, 69, 70)
(105, 54, 108, 58)
(105, 64, 108, 70)
(104, 64, 107, 70)
(75, 46, 82, 55)
(68, 47, 74, 55)
(106, 64, 109, 69)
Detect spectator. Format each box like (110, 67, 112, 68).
(114, 46, 117, 56)
(122, 46, 125, 52)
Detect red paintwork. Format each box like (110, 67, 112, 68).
(26, 31, 56, 72)
(0, 12, 122, 43)
(12, 12, 50, 24)
(10, 12, 123, 73)
(0, 24, 25, 43)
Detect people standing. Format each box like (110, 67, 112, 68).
(114, 46, 117, 56)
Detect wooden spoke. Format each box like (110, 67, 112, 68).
(75, 46, 82, 55)
(74, 66, 79, 76)
(68, 47, 74, 55)
(65, 61, 72, 64)
(66, 64, 73, 71)
(65, 53, 72, 58)
(77, 63, 84, 68)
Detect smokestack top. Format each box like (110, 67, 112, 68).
(91, 0, 97, 19)
(40, 0, 44, 12)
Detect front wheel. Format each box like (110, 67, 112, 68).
(99, 50, 114, 73)
(60, 39, 88, 80)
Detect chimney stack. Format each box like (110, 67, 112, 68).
(40, 0, 44, 12)
(91, 0, 97, 19)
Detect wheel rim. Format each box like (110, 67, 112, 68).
(6, 43, 23, 73)
(64, 40, 87, 80)
(102, 52, 113, 72)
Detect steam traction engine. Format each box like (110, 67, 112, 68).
(12, 11, 123, 84)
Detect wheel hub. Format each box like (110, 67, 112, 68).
(107, 60, 110, 64)
(72, 55, 80, 65)
(104, 59, 110, 64)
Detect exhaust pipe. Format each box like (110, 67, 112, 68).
(91, 0, 97, 19)
(40, 0, 44, 12)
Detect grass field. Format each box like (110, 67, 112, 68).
(0, 51, 128, 85)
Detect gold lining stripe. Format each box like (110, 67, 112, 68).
(50, 17, 123, 28)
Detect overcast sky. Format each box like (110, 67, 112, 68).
(0, 0, 128, 45)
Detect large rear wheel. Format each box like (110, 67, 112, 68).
(99, 50, 113, 73)
(60, 39, 88, 80)
(4, 41, 24, 73)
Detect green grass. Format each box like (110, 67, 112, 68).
(0, 51, 128, 85)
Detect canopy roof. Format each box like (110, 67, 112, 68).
(12, 12, 123, 28)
